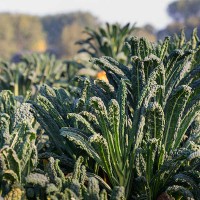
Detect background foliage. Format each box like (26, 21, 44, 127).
(0, 0, 199, 60)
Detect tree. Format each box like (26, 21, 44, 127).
(60, 23, 86, 58)
(13, 14, 47, 52)
(0, 14, 17, 59)
(157, 0, 200, 39)
(41, 12, 99, 57)
(168, 0, 200, 22)
(0, 14, 47, 59)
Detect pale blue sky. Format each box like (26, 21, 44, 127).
(0, 0, 175, 28)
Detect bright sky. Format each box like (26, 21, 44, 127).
(0, 0, 175, 29)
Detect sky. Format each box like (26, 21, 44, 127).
(0, 0, 175, 29)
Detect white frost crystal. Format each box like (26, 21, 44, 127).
(13, 103, 34, 127)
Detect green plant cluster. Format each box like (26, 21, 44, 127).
(0, 24, 200, 200)
(76, 23, 134, 64)
(0, 53, 82, 98)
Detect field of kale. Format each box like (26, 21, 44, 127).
(0, 23, 200, 200)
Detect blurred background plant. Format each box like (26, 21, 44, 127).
(76, 23, 135, 64)
(0, 53, 70, 97)
(0, 0, 199, 61)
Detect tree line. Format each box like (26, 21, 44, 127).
(0, 0, 199, 60)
